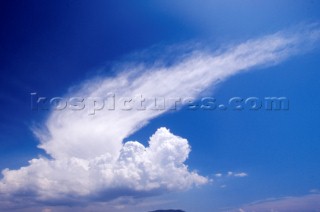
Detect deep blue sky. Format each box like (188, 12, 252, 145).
(1, 0, 320, 211)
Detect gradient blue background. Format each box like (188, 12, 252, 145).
(1, 0, 320, 211)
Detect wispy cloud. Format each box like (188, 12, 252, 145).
(215, 173, 223, 177)
(215, 172, 248, 178)
(0, 24, 319, 208)
(228, 194, 320, 212)
(233, 173, 248, 178)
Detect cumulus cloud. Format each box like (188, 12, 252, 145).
(0, 128, 206, 204)
(0, 24, 320, 207)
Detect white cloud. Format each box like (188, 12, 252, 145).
(215, 171, 248, 178)
(234, 172, 248, 177)
(215, 173, 222, 177)
(0, 24, 319, 207)
(229, 194, 320, 212)
(0, 128, 206, 204)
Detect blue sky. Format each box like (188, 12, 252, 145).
(1, 1, 320, 211)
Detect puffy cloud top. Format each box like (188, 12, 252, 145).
(0, 128, 207, 204)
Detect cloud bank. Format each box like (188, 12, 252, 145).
(0, 24, 320, 207)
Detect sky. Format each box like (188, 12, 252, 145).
(1, 0, 320, 211)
